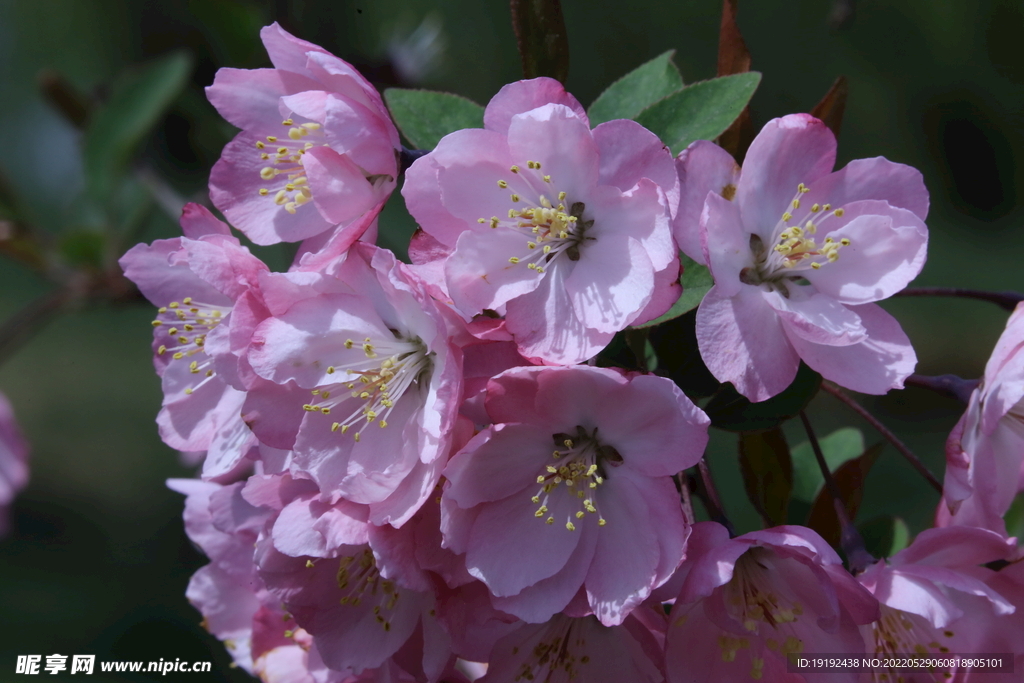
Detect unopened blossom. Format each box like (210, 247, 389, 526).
(691, 114, 929, 401)
(941, 303, 1024, 535)
(207, 23, 398, 251)
(856, 526, 1016, 683)
(119, 204, 266, 480)
(0, 391, 28, 536)
(242, 243, 462, 526)
(478, 611, 665, 683)
(404, 77, 679, 364)
(441, 364, 709, 626)
(665, 523, 878, 683)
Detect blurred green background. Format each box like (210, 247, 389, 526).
(0, 0, 1022, 680)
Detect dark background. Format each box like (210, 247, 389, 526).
(1, 0, 1022, 680)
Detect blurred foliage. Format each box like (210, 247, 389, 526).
(0, 0, 1022, 680)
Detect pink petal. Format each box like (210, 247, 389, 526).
(260, 23, 330, 77)
(803, 201, 928, 305)
(302, 146, 377, 225)
(443, 424, 556, 509)
(484, 77, 588, 135)
(801, 156, 930, 220)
(673, 140, 741, 264)
(701, 191, 751, 299)
(465, 489, 583, 597)
(696, 285, 800, 402)
(892, 526, 1013, 568)
(505, 263, 610, 365)
(764, 289, 867, 346)
(506, 104, 598, 197)
(566, 235, 654, 333)
(206, 67, 322, 131)
(631, 258, 682, 325)
(783, 302, 916, 395)
(737, 114, 837, 241)
(444, 227, 546, 316)
(322, 95, 399, 177)
(209, 132, 334, 245)
(593, 118, 679, 203)
(180, 203, 231, 238)
(585, 472, 677, 625)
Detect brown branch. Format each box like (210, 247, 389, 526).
(820, 382, 943, 494)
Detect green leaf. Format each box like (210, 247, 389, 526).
(83, 52, 193, 201)
(858, 515, 910, 558)
(806, 443, 883, 548)
(635, 72, 762, 155)
(633, 254, 713, 329)
(790, 427, 865, 503)
(1005, 491, 1024, 539)
(510, 0, 570, 84)
(704, 362, 821, 432)
(738, 427, 793, 527)
(587, 51, 684, 126)
(384, 89, 485, 150)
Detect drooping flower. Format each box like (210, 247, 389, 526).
(119, 204, 266, 480)
(403, 77, 679, 364)
(940, 303, 1024, 535)
(241, 243, 463, 526)
(664, 523, 878, 683)
(690, 114, 929, 401)
(856, 526, 1017, 682)
(0, 391, 28, 536)
(478, 611, 665, 683)
(441, 364, 709, 626)
(207, 23, 399, 253)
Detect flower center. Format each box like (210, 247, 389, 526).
(151, 297, 230, 395)
(478, 160, 594, 275)
(530, 425, 620, 531)
(739, 183, 852, 297)
(867, 605, 956, 681)
(718, 548, 804, 676)
(513, 616, 593, 682)
(303, 332, 432, 443)
(334, 549, 400, 632)
(256, 119, 324, 214)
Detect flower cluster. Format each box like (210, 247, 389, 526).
(119, 24, 1024, 683)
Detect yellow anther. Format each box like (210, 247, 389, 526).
(151, 320, 162, 327)
(545, 517, 554, 525)
(840, 237, 850, 245)
(566, 521, 576, 531)
(527, 242, 537, 249)
(834, 208, 845, 217)
(575, 511, 584, 519)
(169, 302, 179, 308)
(173, 352, 185, 360)
(782, 212, 793, 222)
(811, 262, 822, 269)
(510, 194, 520, 202)
(537, 475, 546, 483)
(598, 518, 607, 526)
(490, 216, 500, 228)
(288, 128, 304, 140)
(157, 345, 167, 355)
(184, 387, 193, 395)
(266, 136, 278, 142)
(260, 167, 277, 180)
(255, 141, 265, 149)
(497, 179, 508, 189)
(527, 160, 540, 169)
(510, 165, 519, 173)
(509, 257, 520, 264)
(823, 203, 831, 211)
(543, 175, 551, 183)
(353, 432, 361, 442)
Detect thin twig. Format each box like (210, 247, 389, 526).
(904, 373, 979, 404)
(0, 287, 77, 368)
(893, 287, 1024, 312)
(693, 459, 735, 536)
(800, 410, 874, 573)
(820, 382, 943, 494)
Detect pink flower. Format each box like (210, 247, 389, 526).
(0, 391, 28, 536)
(941, 303, 1024, 535)
(403, 78, 679, 365)
(441, 364, 709, 626)
(241, 243, 463, 526)
(665, 523, 878, 683)
(478, 611, 665, 683)
(119, 204, 266, 480)
(207, 23, 398, 250)
(691, 114, 929, 401)
(856, 526, 1016, 682)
